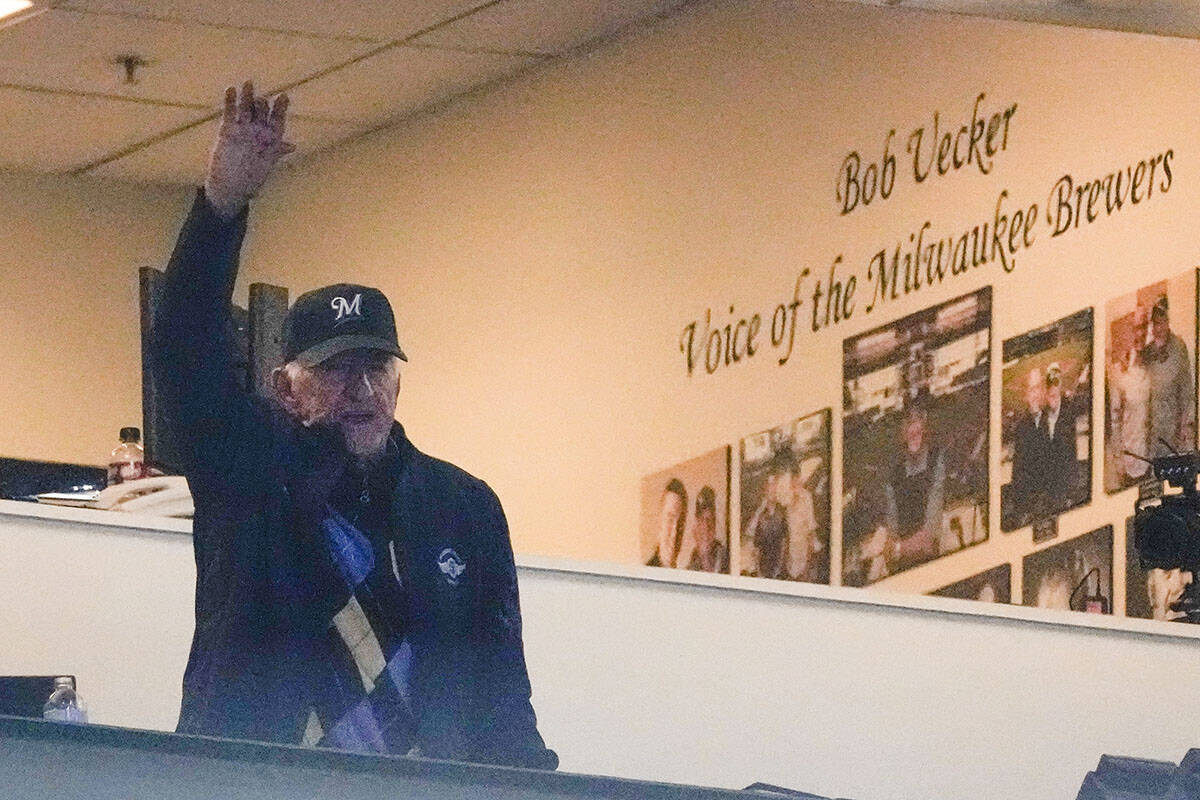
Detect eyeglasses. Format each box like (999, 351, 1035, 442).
(311, 352, 397, 393)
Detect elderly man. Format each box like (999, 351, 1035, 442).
(1009, 366, 1045, 525)
(1039, 362, 1084, 508)
(1143, 296, 1195, 458)
(682, 486, 727, 574)
(884, 397, 945, 571)
(152, 83, 556, 769)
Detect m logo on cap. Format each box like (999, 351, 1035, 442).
(331, 293, 363, 323)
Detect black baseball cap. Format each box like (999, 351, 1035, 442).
(283, 283, 407, 367)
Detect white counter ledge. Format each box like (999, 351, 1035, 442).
(5, 492, 1199, 643)
(0, 498, 192, 535)
(4, 497, 1200, 800)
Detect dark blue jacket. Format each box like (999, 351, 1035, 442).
(151, 191, 556, 770)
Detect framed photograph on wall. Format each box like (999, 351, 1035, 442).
(841, 288, 991, 587)
(639, 447, 731, 573)
(999, 309, 1093, 531)
(739, 408, 831, 584)
(1104, 270, 1198, 493)
(1022, 525, 1113, 614)
(930, 564, 1011, 604)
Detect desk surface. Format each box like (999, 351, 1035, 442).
(0, 497, 192, 534)
(0, 715, 823, 800)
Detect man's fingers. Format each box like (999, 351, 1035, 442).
(228, 82, 290, 129)
(222, 86, 237, 124)
(268, 93, 289, 133)
(239, 80, 255, 121)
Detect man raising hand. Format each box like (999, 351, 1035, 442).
(153, 82, 556, 770)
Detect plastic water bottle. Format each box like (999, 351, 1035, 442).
(42, 676, 87, 724)
(106, 427, 146, 486)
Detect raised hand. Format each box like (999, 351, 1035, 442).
(204, 81, 295, 219)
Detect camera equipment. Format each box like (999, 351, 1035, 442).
(1130, 450, 1200, 622)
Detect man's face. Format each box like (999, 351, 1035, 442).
(1025, 370, 1044, 413)
(1152, 312, 1169, 345)
(1133, 310, 1149, 346)
(288, 349, 400, 458)
(903, 413, 926, 454)
(695, 507, 716, 546)
(659, 491, 684, 547)
(774, 470, 796, 506)
(1046, 380, 1062, 411)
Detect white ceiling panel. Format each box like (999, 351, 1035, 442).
(59, 0, 487, 42)
(0, 87, 201, 172)
(283, 44, 538, 126)
(0, 0, 1193, 186)
(866, 0, 1200, 40)
(0, 8, 374, 107)
(86, 115, 364, 185)
(414, 0, 690, 55)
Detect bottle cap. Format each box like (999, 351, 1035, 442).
(53, 676, 75, 690)
(119, 427, 141, 444)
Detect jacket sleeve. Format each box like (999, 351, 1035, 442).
(150, 189, 267, 488)
(469, 485, 559, 770)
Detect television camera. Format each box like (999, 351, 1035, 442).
(1130, 449, 1200, 622)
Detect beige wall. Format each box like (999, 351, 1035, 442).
(11, 0, 1200, 595)
(0, 172, 188, 466)
(238, 0, 1200, 581)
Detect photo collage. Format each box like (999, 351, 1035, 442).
(640, 272, 1200, 625)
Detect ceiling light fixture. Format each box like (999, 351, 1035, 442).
(113, 54, 150, 85)
(0, 0, 33, 21)
(0, 0, 41, 31)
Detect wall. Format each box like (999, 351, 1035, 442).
(0, 172, 188, 466)
(208, 1, 1200, 792)
(238, 0, 1200, 581)
(3, 505, 1199, 800)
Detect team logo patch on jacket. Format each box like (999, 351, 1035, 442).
(437, 548, 466, 586)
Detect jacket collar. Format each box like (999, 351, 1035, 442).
(281, 417, 414, 513)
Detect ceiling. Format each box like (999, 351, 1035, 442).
(0, 0, 1197, 185)
(0, 0, 694, 183)
(856, 0, 1200, 40)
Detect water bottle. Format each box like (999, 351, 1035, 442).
(42, 676, 87, 724)
(106, 427, 146, 486)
